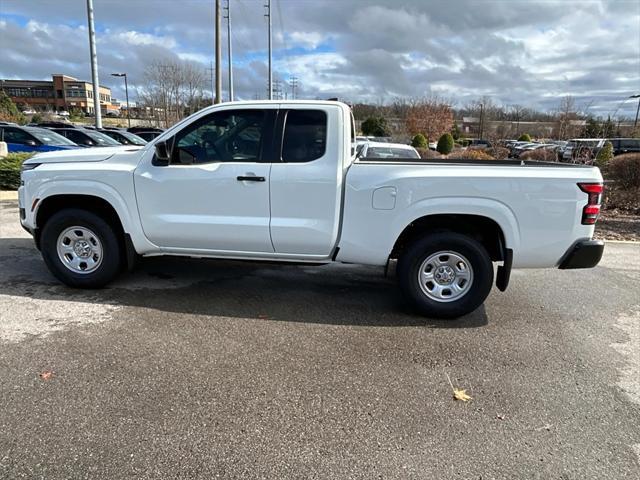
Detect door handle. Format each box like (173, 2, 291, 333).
(237, 175, 265, 182)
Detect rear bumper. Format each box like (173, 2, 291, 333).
(558, 240, 604, 269)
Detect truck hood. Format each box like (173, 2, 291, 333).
(26, 146, 144, 165)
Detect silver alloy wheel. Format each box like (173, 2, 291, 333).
(418, 250, 474, 303)
(56, 226, 103, 274)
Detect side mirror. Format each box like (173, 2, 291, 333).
(153, 139, 171, 166)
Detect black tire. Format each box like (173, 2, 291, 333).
(397, 233, 494, 319)
(40, 208, 122, 288)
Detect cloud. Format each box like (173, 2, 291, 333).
(0, 0, 638, 116)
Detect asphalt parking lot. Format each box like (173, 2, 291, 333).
(1, 199, 639, 479)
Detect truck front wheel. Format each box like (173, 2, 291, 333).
(397, 233, 494, 319)
(40, 209, 122, 288)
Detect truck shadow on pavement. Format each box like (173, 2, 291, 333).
(0, 237, 488, 328)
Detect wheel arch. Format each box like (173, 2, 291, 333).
(33, 194, 137, 269)
(390, 213, 508, 262)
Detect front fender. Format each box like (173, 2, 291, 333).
(28, 179, 158, 254)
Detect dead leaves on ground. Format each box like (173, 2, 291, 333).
(39, 370, 55, 381)
(445, 372, 472, 402)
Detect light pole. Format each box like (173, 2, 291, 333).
(111, 73, 130, 128)
(86, 0, 102, 128)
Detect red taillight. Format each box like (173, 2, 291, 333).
(578, 182, 603, 225)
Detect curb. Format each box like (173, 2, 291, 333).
(602, 240, 640, 245)
(0, 191, 18, 201)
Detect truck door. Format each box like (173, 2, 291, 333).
(134, 107, 277, 253)
(269, 106, 344, 256)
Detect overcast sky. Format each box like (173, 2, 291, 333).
(1, 0, 639, 117)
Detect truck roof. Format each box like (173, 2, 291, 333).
(200, 99, 349, 107)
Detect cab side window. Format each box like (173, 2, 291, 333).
(172, 109, 265, 165)
(281, 110, 327, 163)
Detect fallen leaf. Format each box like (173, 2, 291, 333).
(453, 388, 472, 402)
(39, 370, 55, 381)
(445, 372, 472, 402)
(257, 314, 269, 319)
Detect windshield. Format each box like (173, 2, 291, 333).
(84, 130, 121, 146)
(104, 130, 147, 145)
(120, 131, 147, 145)
(26, 127, 77, 146)
(367, 147, 420, 159)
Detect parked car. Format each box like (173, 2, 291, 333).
(0, 125, 80, 153)
(18, 100, 604, 319)
(22, 109, 37, 115)
(134, 131, 163, 142)
(50, 128, 123, 147)
(357, 141, 421, 159)
(98, 129, 147, 146)
(467, 139, 492, 149)
(510, 142, 539, 157)
(57, 111, 70, 117)
(30, 121, 77, 129)
(607, 138, 640, 156)
(127, 126, 164, 134)
(562, 139, 605, 161)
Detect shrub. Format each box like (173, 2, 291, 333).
(416, 148, 441, 159)
(483, 146, 510, 160)
(518, 133, 532, 142)
(595, 141, 614, 168)
(436, 133, 454, 155)
(0, 91, 26, 125)
(361, 117, 390, 137)
(457, 149, 495, 160)
(0, 152, 34, 190)
(608, 153, 640, 190)
(520, 148, 558, 162)
(411, 134, 428, 149)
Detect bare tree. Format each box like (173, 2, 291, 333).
(404, 97, 454, 142)
(138, 59, 207, 128)
(555, 95, 580, 140)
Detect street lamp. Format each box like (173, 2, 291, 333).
(111, 73, 130, 128)
(630, 94, 640, 130)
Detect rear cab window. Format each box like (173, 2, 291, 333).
(281, 110, 327, 163)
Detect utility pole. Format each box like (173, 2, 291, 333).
(224, 0, 233, 101)
(86, 0, 102, 128)
(206, 62, 215, 103)
(265, 0, 272, 100)
(289, 76, 298, 100)
(631, 94, 640, 130)
(214, 0, 222, 104)
(478, 103, 485, 139)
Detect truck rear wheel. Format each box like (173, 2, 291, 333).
(40, 208, 122, 288)
(397, 233, 493, 319)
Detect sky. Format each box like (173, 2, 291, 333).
(1, 0, 639, 117)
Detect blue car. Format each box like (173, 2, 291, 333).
(0, 125, 81, 153)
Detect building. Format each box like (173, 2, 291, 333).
(0, 74, 116, 115)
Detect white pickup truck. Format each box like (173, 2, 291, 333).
(18, 101, 605, 319)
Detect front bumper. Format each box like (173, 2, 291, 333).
(558, 239, 604, 269)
